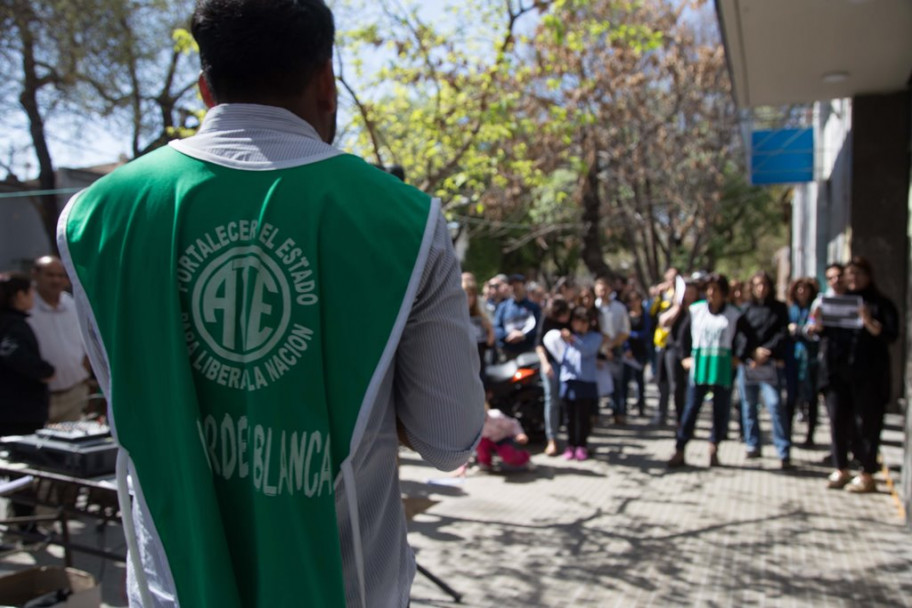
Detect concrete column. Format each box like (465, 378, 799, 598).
(906, 93, 912, 530)
(905, 397, 911, 528)
(850, 91, 911, 411)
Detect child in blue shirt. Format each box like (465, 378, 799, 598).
(544, 306, 604, 461)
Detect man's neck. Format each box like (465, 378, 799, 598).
(37, 290, 60, 308)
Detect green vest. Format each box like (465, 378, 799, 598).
(60, 146, 433, 606)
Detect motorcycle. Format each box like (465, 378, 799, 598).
(485, 351, 545, 441)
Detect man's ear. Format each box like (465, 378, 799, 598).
(199, 73, 217, 108)
(316, 59, 337, 115)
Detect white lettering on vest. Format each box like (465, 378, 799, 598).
(195, 416, 331, 499)
(263, 427, 277, 496)
(180, 223, 321, 391)
(253, 424, 265, 491)
(238, 415, 249, 478)
(259, 223, 278, 249)
(305, 431, 321, 498)
(220, 413, 237, 479)
(204, 415, 220, 476)
(289, 431, 306, 492)
(320, 435, 332, 497)
(277, 430, 291, 496)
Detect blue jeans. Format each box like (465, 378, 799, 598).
(542, 368, 561, 441)
(675, 381, 731, 451)
(737, 366, 791, 460)
(608, 360, 625, 415)
(620, 360, 646, 413)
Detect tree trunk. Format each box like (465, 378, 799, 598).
(18, 13, 58, 254)
(644, 177, 662, 285)
(579, 149, 612, 280)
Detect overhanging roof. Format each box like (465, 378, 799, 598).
(715, 0, 912, 108)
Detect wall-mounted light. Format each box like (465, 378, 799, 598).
(822, 71, 849, 84)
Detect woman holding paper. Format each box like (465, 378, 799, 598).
(816, 257, 898, 493)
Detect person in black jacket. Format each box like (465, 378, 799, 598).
(0, 272, 55, 435)
(0, 272, 55, 532)
(812, 257, 899, 493)
(736, 271, 793, 469)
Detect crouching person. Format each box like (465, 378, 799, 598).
(476, 406, 531, 471)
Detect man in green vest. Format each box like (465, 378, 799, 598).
(57, 1, 484, 606)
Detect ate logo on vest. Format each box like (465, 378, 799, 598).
(195, 245, 290, 362)
(177, 220, 319, 391)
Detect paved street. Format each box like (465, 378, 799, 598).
(404, 393, 911, 607)
(0, 387, 908, 607)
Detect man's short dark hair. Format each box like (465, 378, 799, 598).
(0, 272, 31, 311)
(192, 0, 335, 102)
(705, 273, 730, 298)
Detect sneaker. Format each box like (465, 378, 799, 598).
(846, 474, 876, 493)
(745, 449, 761, 459)
(574, 447, 588, 461)
(667, 450, 686, 468)
(476, 461, 492, 472)
(826, 470, 851, 489)
(562, 447, 576, 460)
(780, 458, 795, 471)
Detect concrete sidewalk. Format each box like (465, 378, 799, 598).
(0, 389, 907, 607)
(403, 396, 911, 607)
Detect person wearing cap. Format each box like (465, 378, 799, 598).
(493, 274, 542, 359)
(690, 270, 709, 300)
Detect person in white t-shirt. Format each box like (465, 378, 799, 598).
(27, 256, 90, 422)
(594, 276, 630, 423)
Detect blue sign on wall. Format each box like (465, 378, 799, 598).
(750, 128, 814, 185)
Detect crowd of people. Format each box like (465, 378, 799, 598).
(0, 256, 95, 435)
(0, 253, 900, 599)
(0, 256, 96, 535)
(1, 1, 902, 605)
(462, 259, 898, 494)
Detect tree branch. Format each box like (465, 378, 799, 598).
(337, 60, 384, 165)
